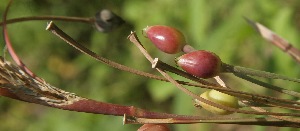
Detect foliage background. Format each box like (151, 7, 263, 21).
(0, 0, 300, 131)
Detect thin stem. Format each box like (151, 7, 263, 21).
(2, 0, 42, 82)
(0, 16, 94, 26)
(182, 44, 196, 53)
(124, 115, 300, 128)
(55, 99, 203, 119)
(46, 21, 166, 81)
(245, 17, 300, 64)
(234, 73, 300, 98)
(223, 63, 300, 83)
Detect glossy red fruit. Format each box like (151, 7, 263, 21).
(176, 50, 222, 78)
(143, 25, 186, 54)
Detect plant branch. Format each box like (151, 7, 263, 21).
(2, 0, 42, 82)
(234, 73, 300, 98)
(222, 63, 300, 83)
(0, 16, 94, 26)
(124, 115, 300, 128)
(245, 17, 300, 63)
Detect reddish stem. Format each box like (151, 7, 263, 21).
(56, 99, 200, 119)
(0, 88, 20, 100)
(2, 0, 42, 82)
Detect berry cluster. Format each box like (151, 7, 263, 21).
(143, 25, 238, 115)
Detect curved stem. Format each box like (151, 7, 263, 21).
(2, 0, 43, 82)
(0, 16, 94, 26)
(222, 63, 300, 83)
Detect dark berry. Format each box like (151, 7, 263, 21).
(176, 50, 222, 78)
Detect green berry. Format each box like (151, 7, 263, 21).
(196, 90, 238, 115)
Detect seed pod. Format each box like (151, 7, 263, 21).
(143, 25, 186, 54)
(196, 90, 238, 115)
(176, 50, 222, 78)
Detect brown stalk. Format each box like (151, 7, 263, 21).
(245, 18, 300, 63)
(0, 16, 94, 26)
(234, 73, 300, 98)
(123, 115, 300, 128)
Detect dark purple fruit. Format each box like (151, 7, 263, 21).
(143, 25, 186, 54)
(176, 50, 222, 78)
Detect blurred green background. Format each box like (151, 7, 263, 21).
(1, 0, 300, 131)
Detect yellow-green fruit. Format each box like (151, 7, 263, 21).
(198, 90, 238, 115)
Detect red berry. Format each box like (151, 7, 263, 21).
(143, 25, 186, 54)
(176, 50, 222, 78)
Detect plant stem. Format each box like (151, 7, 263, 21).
(245, 17, 300, 64)
(234, 73, 300, 98)
(2, 0, 42, 82)
(124, 115, 300, 128)
(0, 16, 94, 26)
(46, 21, 167, 81)
(222, 63, 300, 83)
